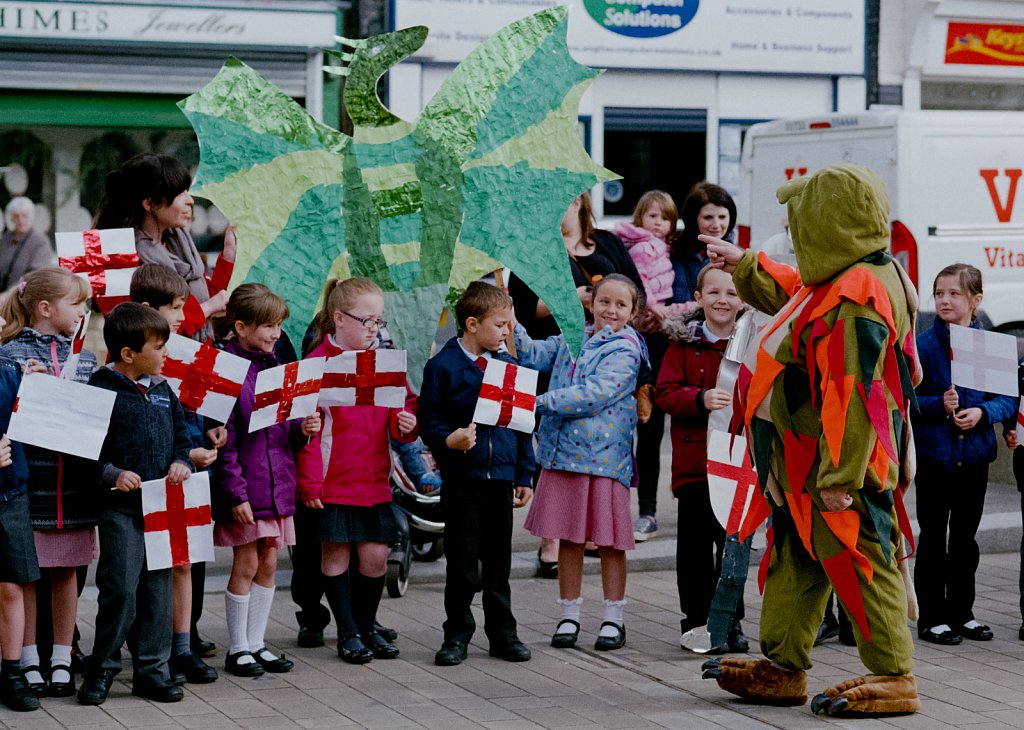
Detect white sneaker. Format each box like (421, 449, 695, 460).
(633, 515, 658, 542)
(680, 626, 712, 653)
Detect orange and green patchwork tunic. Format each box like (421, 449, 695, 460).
(734, 248, 919, 675)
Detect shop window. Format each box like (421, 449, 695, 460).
(0, 130, 52, 231)
(79, 131, 140, 217)
(603, 108, 706, 217)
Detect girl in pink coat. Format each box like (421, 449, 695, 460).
(297, 278, 417, 665)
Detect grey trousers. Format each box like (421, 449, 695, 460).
(87, 509, 172, 685)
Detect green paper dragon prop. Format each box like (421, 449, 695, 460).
(179, 6, 617, 388)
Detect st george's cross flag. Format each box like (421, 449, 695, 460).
(58, 309, 90, 380)
(707, 429, 768, 539)
(141, 472, 214, 571)
(56, 228, 139, 312)
(249, 357, 325, 433)
(472, 359, 538, 433)
(162, 335, 249, 422)
(319, 349, 407, 408)
(950, 323, 1018, 397)
(8, 372, 115, 459)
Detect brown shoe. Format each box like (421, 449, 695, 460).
(810, 674, 920, 717)
(702, 657, 806, 706)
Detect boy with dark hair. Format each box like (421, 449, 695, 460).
(420, 282, 535, 667)
(129, 265, 220, 683)
(77, 303, 195, 706)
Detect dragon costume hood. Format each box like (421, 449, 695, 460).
(776, 163, 890, 285)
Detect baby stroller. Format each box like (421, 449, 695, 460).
(386, 438, 445, 597)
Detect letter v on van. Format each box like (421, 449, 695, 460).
(979, 169, 1022, 223)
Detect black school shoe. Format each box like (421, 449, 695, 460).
(958, 622, 994, 641)
(919, 625, 962, 645)
(434, 641, 467, 667)
(594, 622, 626, 651)
(338, 636, 373, 665)
(20, 665, 46, 697)
(76, 669, 117, 706)
(0, 670, 40, 712)
(130, 677, 183, 703)
(374, 622, 398, 642)
(170, 652, 218, 684)
(251, 648, 294, 673)
(48, 664, 76, 697)
(489, 641, 531, 662)
(225, 651, 265, 677)
(363, 632, 400, 660)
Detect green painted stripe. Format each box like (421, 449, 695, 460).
(387, 260, 421, 291)
(352, 119, 415, 144)
(379, 212, 422, 245)
(381, 241, 421, 267)
(351, 134, 420, 168)
(184, 111, 307, 187)
(361, 162, 418, 191)
(370, 182, 422, 219)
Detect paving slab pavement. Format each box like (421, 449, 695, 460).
(8, 549, 1024, 729)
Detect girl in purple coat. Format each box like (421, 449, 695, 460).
(213, 284, 320, 678)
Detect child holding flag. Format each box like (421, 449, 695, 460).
(0, 268, 96, 699)
(212, 284, 319, 677)
(297, 278, 417, 664)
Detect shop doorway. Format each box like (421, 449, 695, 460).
(602, 107, 706, 217)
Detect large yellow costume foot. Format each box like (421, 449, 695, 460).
(701, 657, 807, 706)
(810, 674, 920, 716)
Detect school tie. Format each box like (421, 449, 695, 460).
(475, 356, 488, 372)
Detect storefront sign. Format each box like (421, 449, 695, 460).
(395, 0, 864, 74)
(945, 21, 1024, 67)
(0, 1, 337, 47)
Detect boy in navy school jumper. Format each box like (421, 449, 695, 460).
(0, 357, 42, 712)
(420, 282, 535, 667)
(130, 263, 220, 683)
(77, 303, 194, 706)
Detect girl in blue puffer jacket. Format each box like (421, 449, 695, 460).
(912, 263, 1017, 646)
(516, 273, 646, 652)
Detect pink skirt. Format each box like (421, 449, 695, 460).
(524, 469, 635, 551)
(33, 528, 98, 568)
(214, 516, 296, 548)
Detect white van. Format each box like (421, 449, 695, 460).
(737, 110, 1024, 337)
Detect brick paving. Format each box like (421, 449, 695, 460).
(4, 547, 1024, 729)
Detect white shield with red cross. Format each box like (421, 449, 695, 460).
(56, 228, 139, 313)
(472, 359, 538, 434)
(141, 472, 214, 570)
(163, 335, 250, 422)
(59, 309, 91, 381)
(8, 372, 115, 459)
(950, 324, 1018, 397)
(249, 357, 326, 433)
(318, 349, 407, 408)
(707, 428, 759, 534)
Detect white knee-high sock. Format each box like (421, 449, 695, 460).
(556, 597, 583, 634)
(246, 583, 276, 655)
(599, 598, 627, 637)
(225, 590, 252, 658)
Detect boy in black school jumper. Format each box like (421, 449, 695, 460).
(130, 264, 219, 683)
(420, 282, 535, 666)
(77, 303, 194, 705)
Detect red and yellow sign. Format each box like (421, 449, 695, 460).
(946, 22, 1024, 67)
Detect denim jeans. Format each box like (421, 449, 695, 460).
(706, 532, 751, 647)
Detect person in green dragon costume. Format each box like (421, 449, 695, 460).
(699, 164, 922, 717)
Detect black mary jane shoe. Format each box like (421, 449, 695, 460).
(339, 635, 373, 665)
(958, 622, 994, 641)
(550, 619, 581, 649)
(224, 651, 265, 678)
(20, 666, 46, 698)
(251, 647, 294, 673)
(918, 626, 962, 645)
(47, 664, 76, 697)
(537, 549, 558, 579)
(594, 622, 626, 651)
(363, 632, 400, 660)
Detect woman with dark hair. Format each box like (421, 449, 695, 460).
(508, 192, 644, 577)
(93, 152, 232, 341)
(672, 182, 737, 305)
